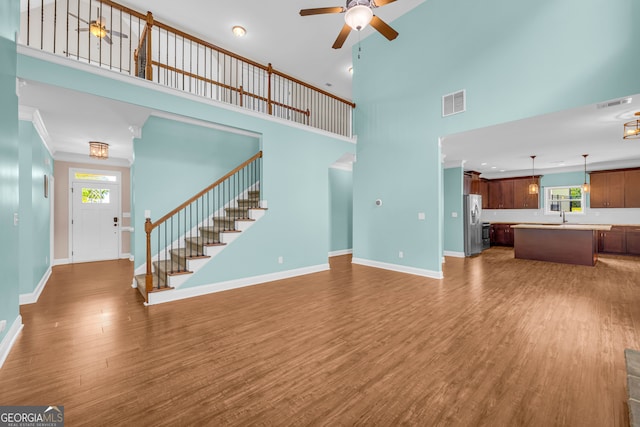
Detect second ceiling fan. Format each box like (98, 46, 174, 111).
(300, 0, 399, 49)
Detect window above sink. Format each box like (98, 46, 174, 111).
(544, 185, 585, 215)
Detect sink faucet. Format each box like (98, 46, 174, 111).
(561, 211, 568, 223)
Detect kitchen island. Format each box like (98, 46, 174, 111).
(512, 224, 612, 266)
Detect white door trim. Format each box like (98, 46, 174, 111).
(69, 168, 122, 263)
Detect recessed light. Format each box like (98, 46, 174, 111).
(500, 169, 505, 172)
(232, 26, 246, 37)
(481, 162, 487, 166)
(491, 166, 497, 169)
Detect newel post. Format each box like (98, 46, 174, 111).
(145, 11, 154, 81)
(144, 217, 153, 295)
(267, 63, 273, 116)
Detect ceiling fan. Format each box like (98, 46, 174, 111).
(68, 9, 128, 45)
(300, 0, 399, 49)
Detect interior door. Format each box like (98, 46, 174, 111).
(72, 182, 120, 263)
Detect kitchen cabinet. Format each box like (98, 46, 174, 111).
(598, 228, 626, 254)
(590, 171, 625, 208)
(490, 223, 514, 246)
(513, 177, 540, 209)
(479, 179, 490, 209)
(625, 169, 640, 208)
(489, 179, 514, 209)
(464, 171, 481, 196)
(625, 228, 640, 256)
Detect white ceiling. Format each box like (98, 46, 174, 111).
(116, 0, 426, 100)
(442, 94, 640, 179)
(17, 0, 640, 175)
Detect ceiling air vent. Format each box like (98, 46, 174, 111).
(596, 97, 632, 109)
(442, 90, 466, 117)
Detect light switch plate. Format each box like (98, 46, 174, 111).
(418, 212, 426, 220)
(451, 212, 458, 218)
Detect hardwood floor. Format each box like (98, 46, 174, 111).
(1, 249, 640, 426)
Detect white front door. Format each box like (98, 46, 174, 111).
(71, 181, 120, 263)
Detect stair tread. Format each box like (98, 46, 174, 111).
(200, 226, 241, 233)
(170, 248, 211, 260)
(153, 259, 192, 275)
(134, 274, 172, 292)
(185, 236, 227, 247)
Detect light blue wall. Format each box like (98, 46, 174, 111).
(329, 168, 353, 252)
(18, 121, 53, 295)
(133, 116, 260, 268)
(443, 167, 464, 254)
(0, 0, 20, 343)
(353, 0, 640, 273)
(16, 51, 355, 286)
(186, 128, 353, 287)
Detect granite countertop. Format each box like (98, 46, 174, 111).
(511, 223, 612, 231)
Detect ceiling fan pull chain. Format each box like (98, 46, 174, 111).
(357, 31, 362, 59)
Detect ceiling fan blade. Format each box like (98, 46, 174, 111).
(108, 30, 129, 39)
(370, 15, 399, 41)
(332, 23, 352, 49)
(373, 0, 397, 6)
(68, 12, 90, 25)
(102, 34, 113, 45)
(300, 7, 345, 16)
(76, 28, 90, 32)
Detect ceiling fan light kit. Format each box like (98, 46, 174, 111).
(345, 4, 374, 30)
(623, 112, 640, 140)
(299, 0, 398, 49)
(68, 8, 129, 45)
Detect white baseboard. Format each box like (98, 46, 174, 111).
(146, 263, 330, 306)
(351, 257, 443, 279)
(0, 316, 23, 369)
(329, 249, 353, 257)
(444, 251, 466, 258)
(19, 267, 52, 305)
(120, 253, 131, 260)
(53, 258, 70, 266)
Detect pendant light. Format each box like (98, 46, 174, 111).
(582, 154, 590, 193)
(528, 155, 539, 195)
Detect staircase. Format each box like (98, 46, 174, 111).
(134, 152, 265, 303)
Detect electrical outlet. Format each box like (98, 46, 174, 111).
(398, 251, 404, 259)
(0, 320, 6, 334)
(278, 256, 284, 264)
(451, 212, 457, 218)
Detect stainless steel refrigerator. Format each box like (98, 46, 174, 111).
(464, 194, 483, 256)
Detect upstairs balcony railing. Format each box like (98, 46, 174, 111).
(19, 0, 355, 137)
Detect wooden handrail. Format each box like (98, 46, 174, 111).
(150, 18, 354, 109)
(97, 0, 147, 20)
(147, 151, 263, 231)
(151, 61, 311, 116)
(271, 69, 356, 108)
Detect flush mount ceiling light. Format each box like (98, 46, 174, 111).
(232, 26, 246, 37)
(89, 141, 109, 159)
(624, 112, 640, 139)
(528, 155, 539, 195)
(582, 154, 590, 193)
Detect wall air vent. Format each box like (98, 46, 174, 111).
(596, 97, 632, 109)
(442, 90, 466, 117)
